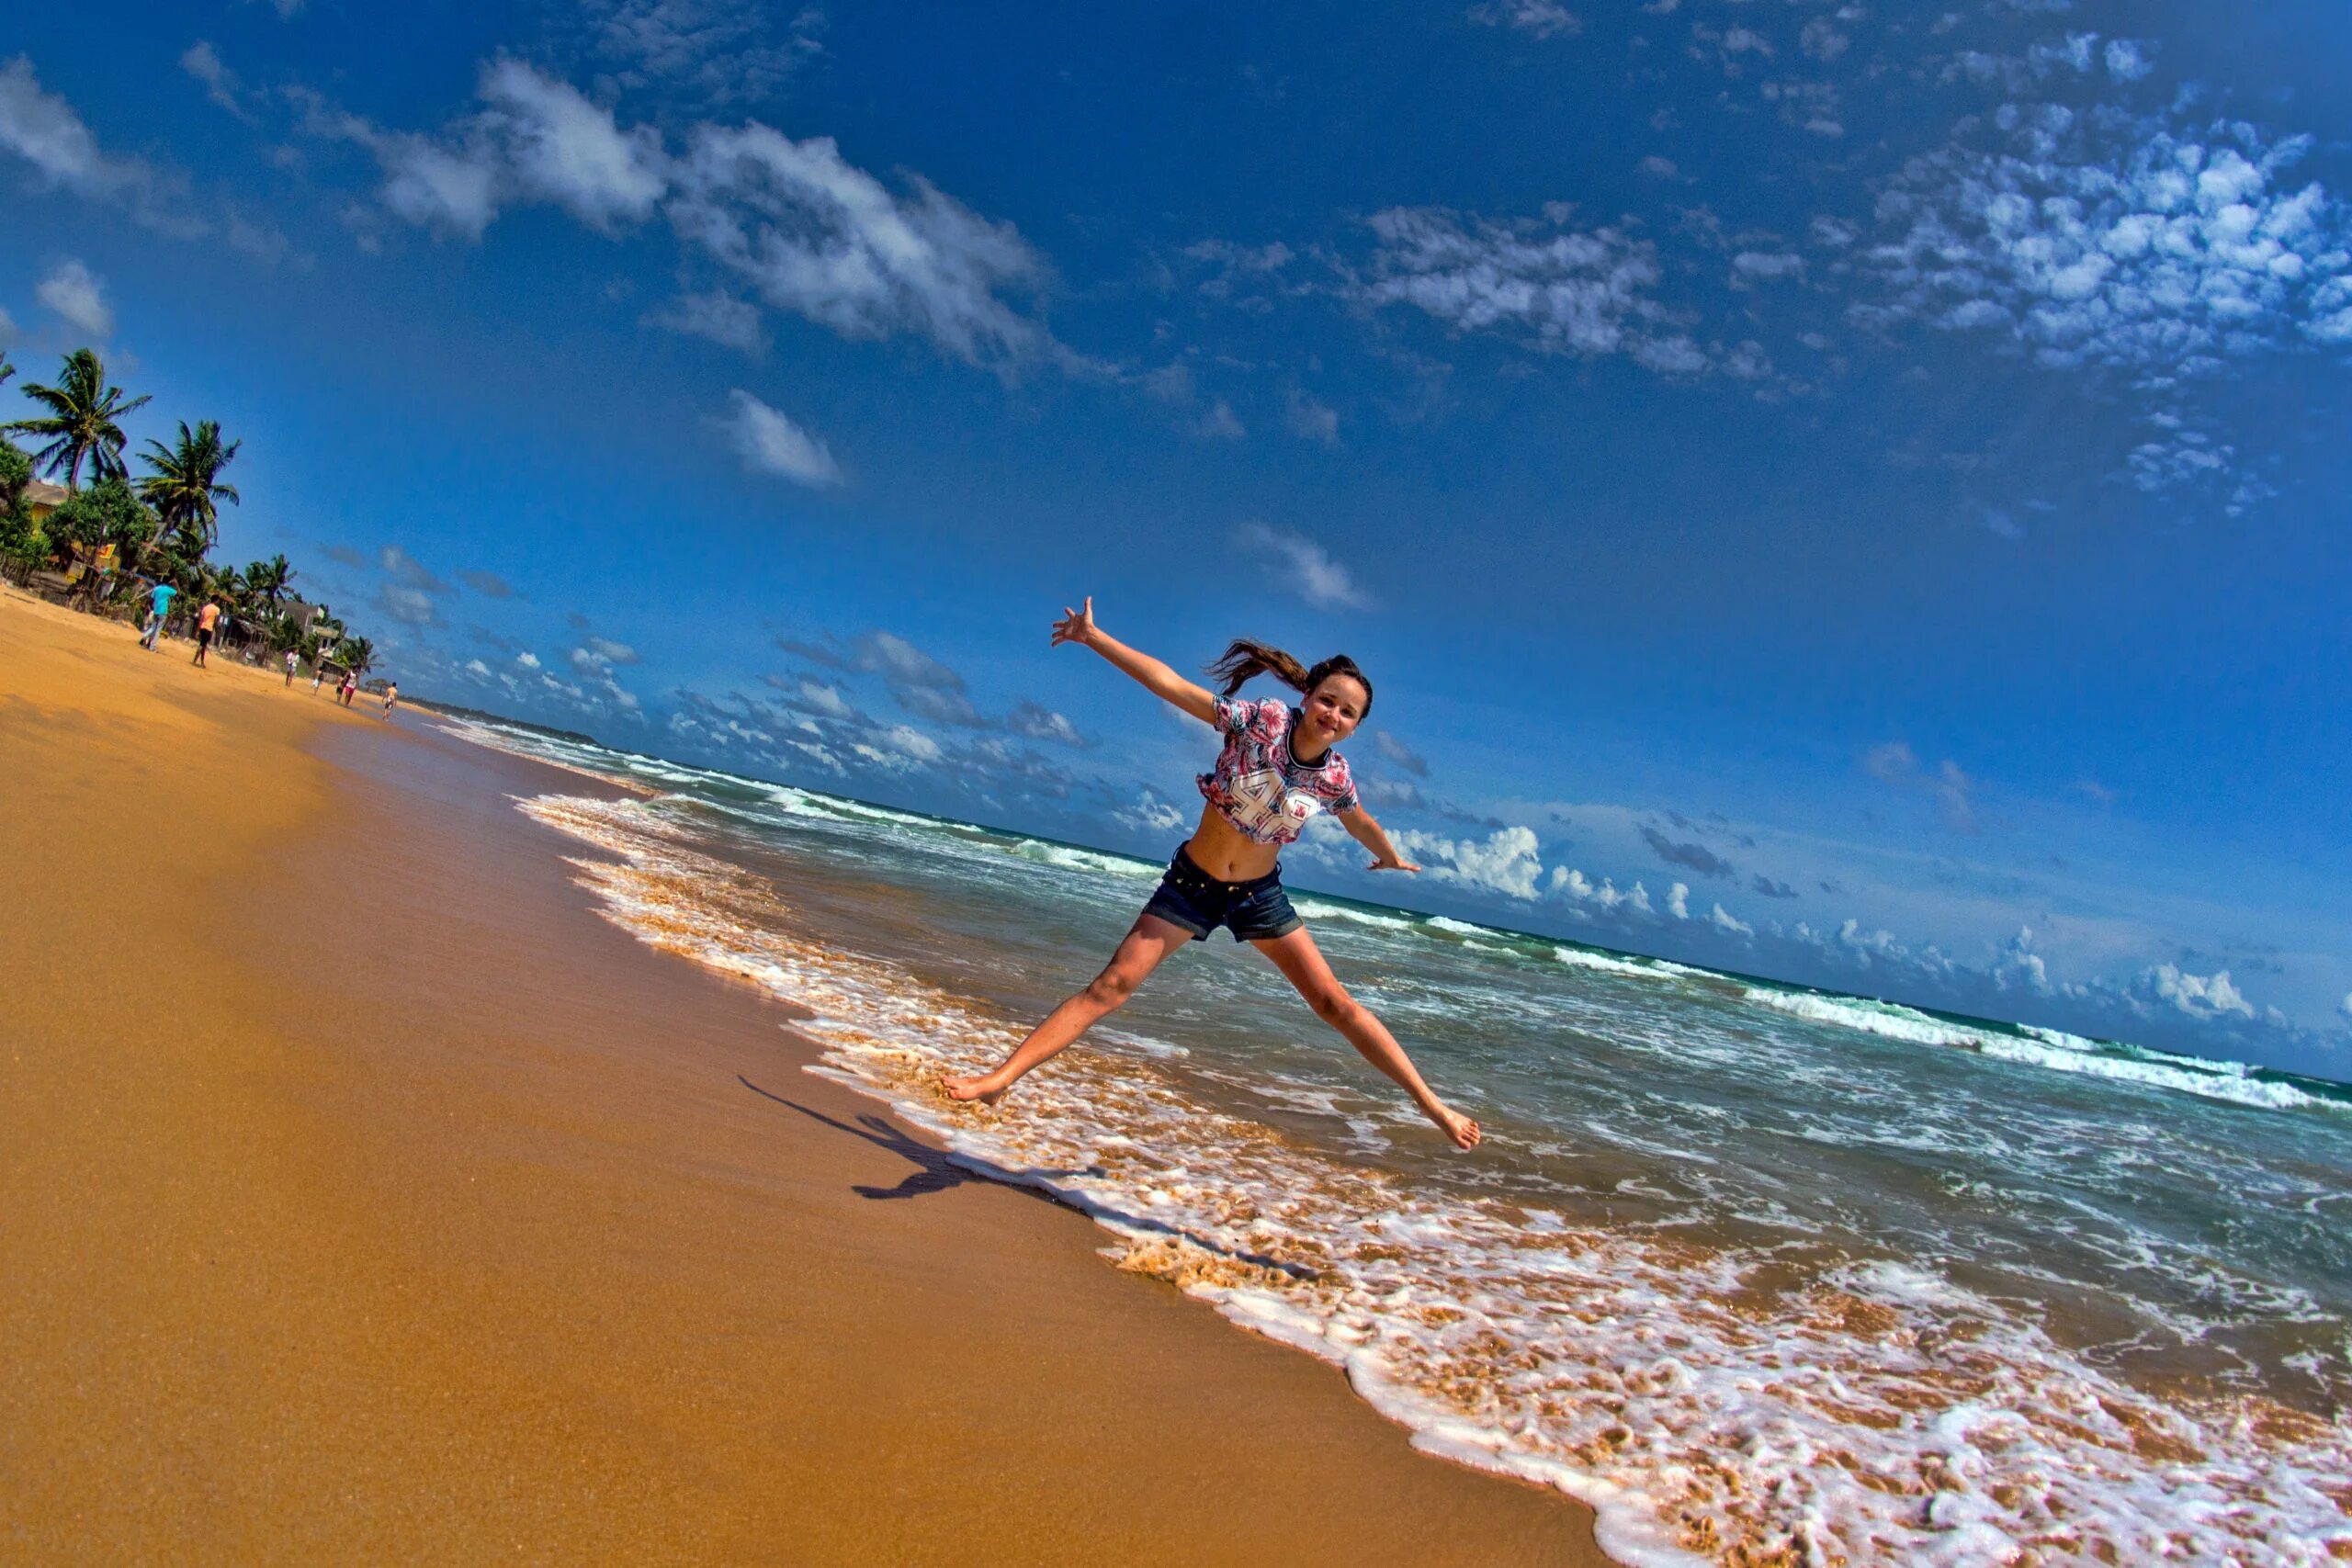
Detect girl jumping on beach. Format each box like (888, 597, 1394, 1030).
(943, 599, 1482, 1150)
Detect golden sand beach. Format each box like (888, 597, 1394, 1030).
(0, 588, 1600, 1565)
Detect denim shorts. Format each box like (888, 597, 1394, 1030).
(1141, 846, 1303, 943)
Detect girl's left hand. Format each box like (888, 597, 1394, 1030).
(1368, 856, 1420, 873)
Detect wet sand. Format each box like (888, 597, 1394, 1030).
(0, 589, 1601, 1565)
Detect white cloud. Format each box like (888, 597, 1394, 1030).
(308, 63, 1055, 366)
(1283, 388, 1340, 445)
(515, 650, 541, 669)
(647, 289, 764, 352)
(2339, 990, 2352, 1027)
(795, 679, 854, 719)
(2104, 39, 2154, 82)
(1550, 866, 1651, 914)
(1709, 902, 1754, 937)
(672, 121, 1049, 367)
(2124, 422, 2238, 498)
(582, 635, 639, 665)
(1838, 918, 1903, 964)
(854, 724, 943, 771)
(479, 60, 666, 231)
(0, 55, 271, 252)
(1234, 522, 1375, 610)
(1359, 205, 1698, 369)
(1992, 927, 2052, 993)
(1864, 740, 1976, 831)
(1855, 112, 2352, 370)
(2134, 964, 2255, 1021)
(584, 0, 826, 107)
(724, 389, 844, 488)
(1197, 400, 1246, 440)
(314, 61, 662, 241)
(554, 641, 642, 716)
(1730, 250, 1806, 287)
(1395, 825, 1546, 899)
(378, 583, 437, 626)
(1114, 790, 1186, 835)
(36, 258, 111, 337)
(375, 133, 502, 239)
(180, 42, 253, 122)
(1668, 881, 1690, 919)
(1007, 701, 1086, 747)
(1466, 1, 1580, 39)
(857, 630, 960, 691)
(0, 56, 144, 199)
(1799, 17, 1849, 62)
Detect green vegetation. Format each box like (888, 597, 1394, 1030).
(137, 419, 242, 561)
(6, 348, 152, 492)
(0, 346, 382, 676)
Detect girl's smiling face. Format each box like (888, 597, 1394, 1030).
(1297, 673, 1370, 753)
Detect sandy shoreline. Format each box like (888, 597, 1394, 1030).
(0, 589, 1600, 1565)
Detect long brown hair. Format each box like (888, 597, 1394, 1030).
(1204, 639, 1374, 717)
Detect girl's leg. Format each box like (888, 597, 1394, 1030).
(943, 913, 1193, 1103)
(1251, 927, 1482, 1150)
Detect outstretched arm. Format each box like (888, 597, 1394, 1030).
(1337, 807, 1419, 873)
(1054, 597, 1218, 727)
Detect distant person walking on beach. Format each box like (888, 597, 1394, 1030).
(311, 660, 329, 694)
(191, 600, 220, 668)
(943, 599, 1480, 1150)
(284, 649, 299, 686)
(379, 682, 399, 718)
(139, 581, 177, 649)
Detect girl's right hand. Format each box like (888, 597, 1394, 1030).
(1051, 597, 1097, 648)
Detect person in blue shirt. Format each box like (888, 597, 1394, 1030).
(140, 581, 178, 649)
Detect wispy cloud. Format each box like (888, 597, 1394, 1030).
(1233, 522, 1376, 610)
(299, 57, 1057, 370)
(0, 54, 287, 259)
(647, 289, 764, 353)
(1374, 730, 1428, 777)
(724, 389, 844, 488)
(582, 0, 827, 107)
(1864, 741, 1978, 832)
(1466, 1, 1580, 40)
(35, 258, 111, 337)
(670, 121, 1051, 368)
(180, 41, 254, 123)
(1356, 205, 1700, 371)
(1283, 388, 1340, 445)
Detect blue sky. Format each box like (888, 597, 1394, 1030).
(6, 0, 2350, 1070)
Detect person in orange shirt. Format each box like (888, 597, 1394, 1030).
(191, 601, 221, 668)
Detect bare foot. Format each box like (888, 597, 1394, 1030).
(1430, 1103, 1482, 1151)
(941, 1074, 1008, 1105)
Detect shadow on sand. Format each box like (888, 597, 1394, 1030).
(735, 1075, 1321, 1281)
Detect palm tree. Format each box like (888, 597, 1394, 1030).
(337, 635, 375, 678)
(243, 553, 294, 615)
(137, 420, 242, 558)
(6, 348, 152, 491)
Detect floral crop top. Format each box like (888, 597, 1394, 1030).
(1197, 697, 1360, 846)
